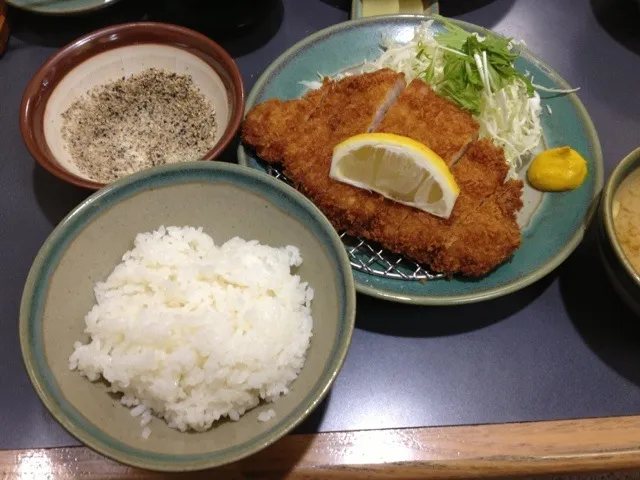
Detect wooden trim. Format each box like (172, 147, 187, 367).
(0, 0, 8, 55)
(2, 416, 640, 478)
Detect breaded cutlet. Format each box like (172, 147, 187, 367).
(242, 72, 524, 277)
(375, 79, 479, 165)
(284, 69, 407, 233)
(242, 68, 406, 165)
(429, 179, 523, 276)
(360, 140, 522, 276)
(241, 83, 331, 163)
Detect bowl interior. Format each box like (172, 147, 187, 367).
(21, 163, 354, 471)
(44, 44, 231, 182)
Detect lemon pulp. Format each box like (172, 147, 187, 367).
(330, 133, 460, 219)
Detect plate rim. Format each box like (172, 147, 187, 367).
(237, 14, 604, 305)
(7, 0, 123, 15)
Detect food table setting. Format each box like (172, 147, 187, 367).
(2, 0, 640, 478)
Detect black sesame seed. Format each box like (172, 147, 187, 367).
(60, 68, 217, 183)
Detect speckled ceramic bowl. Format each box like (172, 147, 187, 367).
(20, 162, 355, 471)
(20, 22, 244, 190)
(598, 147, 640, 316)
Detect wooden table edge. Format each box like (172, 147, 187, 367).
(3, 415, 640, 479)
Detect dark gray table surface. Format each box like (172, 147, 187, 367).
(1, 0, 640, 451)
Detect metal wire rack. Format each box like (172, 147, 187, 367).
(265, 164, 444, 281)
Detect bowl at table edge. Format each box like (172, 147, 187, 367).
(598, 146, 640, 316)
(20, 22, 244, 190)
(19, 162, 355, 472)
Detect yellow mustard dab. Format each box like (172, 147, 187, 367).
(527, 146, 588, 192)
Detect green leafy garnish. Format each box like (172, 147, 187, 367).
(433, 15, 472, 50)
(424, 15, 534, 114)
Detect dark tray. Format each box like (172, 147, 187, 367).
(2, 0, 640, 451)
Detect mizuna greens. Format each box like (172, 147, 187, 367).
(367, 18, 577, 177)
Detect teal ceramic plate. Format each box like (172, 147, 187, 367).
(20, 162, 355, 471)
(237, 15, 604, 305)
(351, 0, 439, 19)
(7, 0, 122, 15)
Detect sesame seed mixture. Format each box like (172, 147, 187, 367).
(61, 68, 217, 183)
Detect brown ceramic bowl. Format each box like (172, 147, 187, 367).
(20, 22, 244, 190)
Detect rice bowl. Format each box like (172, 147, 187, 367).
(20, 162, 355, 471)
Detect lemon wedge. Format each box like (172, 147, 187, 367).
(330, 133, 460, 219)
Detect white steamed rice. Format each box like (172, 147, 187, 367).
(68, 226, 314, 435)
(257, 409, 276, 422)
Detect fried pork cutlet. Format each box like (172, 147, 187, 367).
(242, 72, 523, 277)
(285, 69, 407, 233)
(361, 140, 522, 276)
(304, 69, 407, 136)
(242, 68, 407, 165)
(431, 178, 522, 275)
(375, 79, 479, 165)
(241, 83, 331, 163)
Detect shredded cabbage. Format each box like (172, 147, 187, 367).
(300, 21, 573, 179)
(365, 20, 543, 178)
